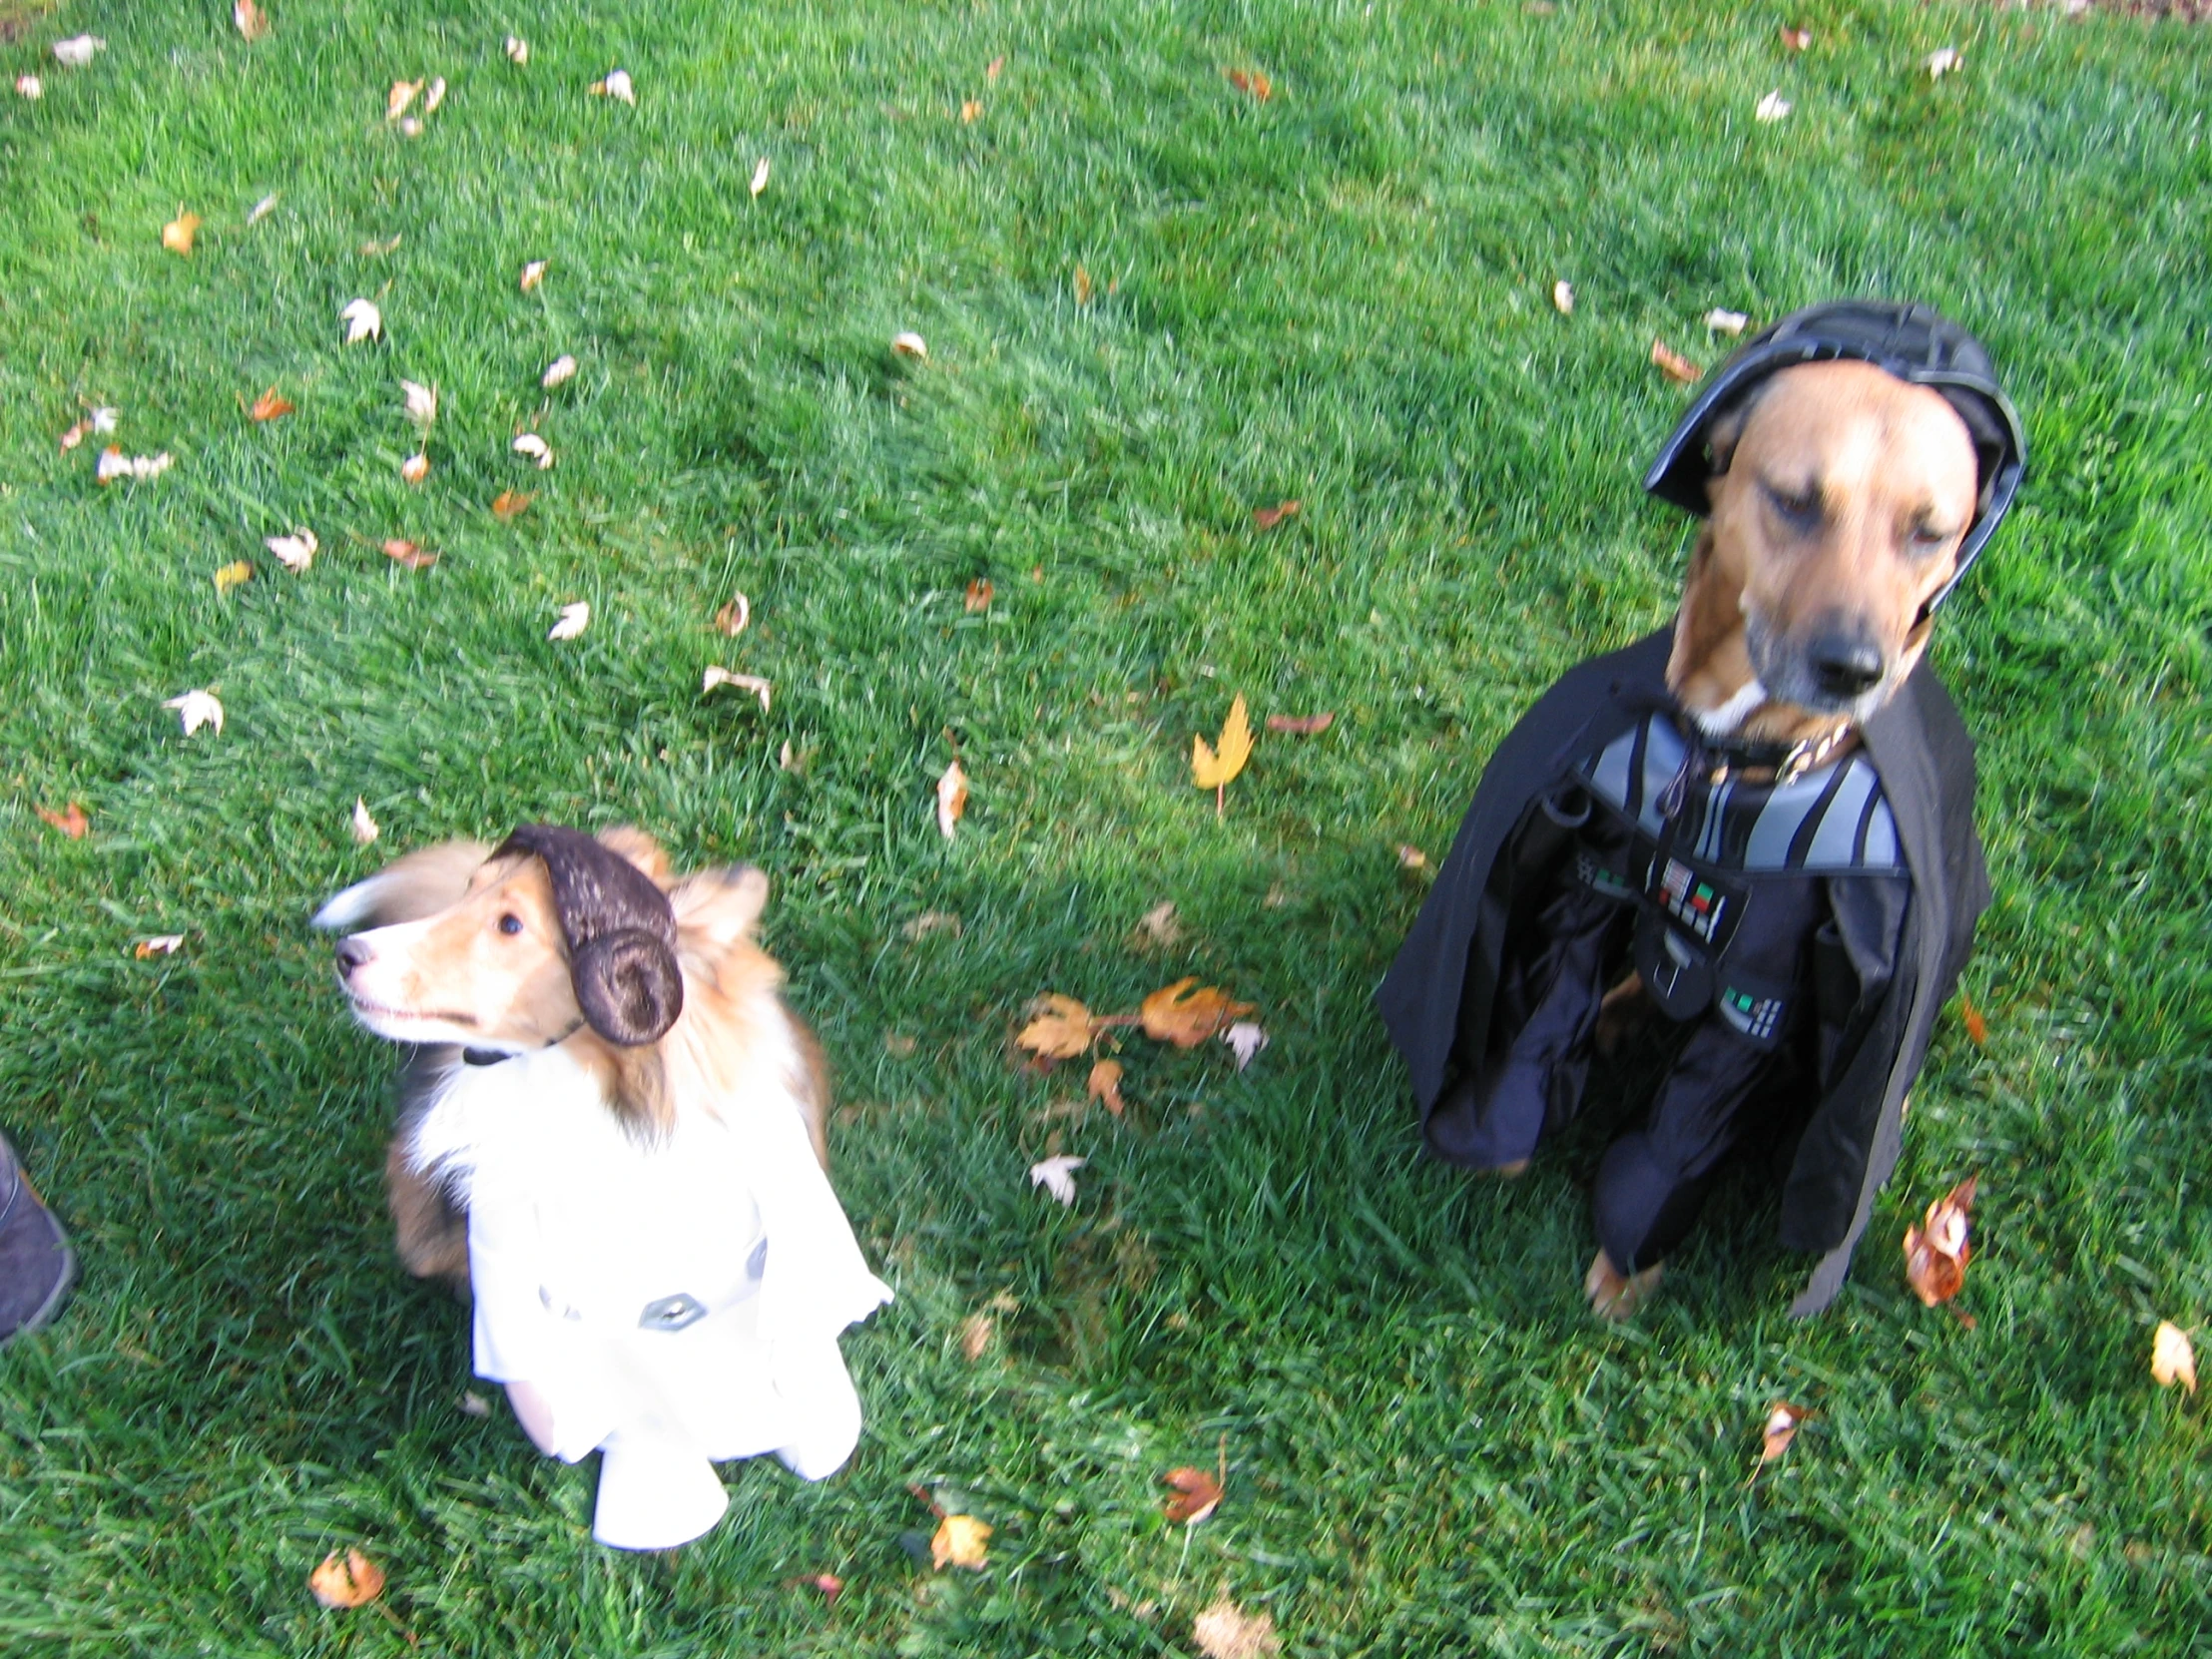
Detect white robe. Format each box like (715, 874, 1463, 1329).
(407, 1037, 892, 1550)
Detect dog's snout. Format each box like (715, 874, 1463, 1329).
(1807, 629, 1886, 701)
(334, 936, 373, 980)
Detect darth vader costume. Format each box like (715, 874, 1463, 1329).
(1376, 301, 2024, 1315)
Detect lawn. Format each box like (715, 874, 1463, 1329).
(2, 0, 2210, 1652)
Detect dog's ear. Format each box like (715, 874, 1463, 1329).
(312, 840, 492, 930)
(1697, 382, 1771, 504)
(571, 929, 686, 1046)
(494, 825, 684, 1045)
(595, 826, 672, 883)
(671, 865, 771, 950)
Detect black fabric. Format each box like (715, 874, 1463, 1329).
(492, 825, 683, 1046)
(1374, 626, 1988, 1315)
(0, 1135, 76, 1346)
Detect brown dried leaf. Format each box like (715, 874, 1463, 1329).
(1132, 900, 1183, 949)
(162, 212, 202, 257)
(1224, 68, 1273, 103)
(1904, 1176, 1977, 1307)
(35, 802, 89, 838)
(491, 489, 533, 522)
(1651, 338, 1703, 384)
(1265, 712, 1334, 736)
(1193, 1596, 1280, 1659)
(1759, 1400, 1813, 1464)
(1397, 843, 1429, 870)
(902, 910, 963, 939)
(2152, 1321, 2197, 1394)
(249, 386, 294, 422)
(1087, 1058, 1126, 1117)
(1073, 265, 1093, 307)
(1781, 25, 1812, 50)
(1162, 1465, 1224, 1525)
(1251, 499, 1301, 531)
(381, 539, 437, 570)
(960, 99, 982, 124)
(1141, 977, 1256, 1048)
(930, 1514, 991, 1570)
(1017, 994, 1096, 1060)
(960, 1312, 995, 1361)
(964, 578, 993, 613)
(306, 1547, 385, 1609)
(936, 760, 969, 838)
(1960, 995, 1988, 1046)
(986, 55, 1004, 83)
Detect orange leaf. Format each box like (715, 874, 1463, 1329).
(35, 802, 89, 838)
(248, 386, 294, 421)
(1224, 68, 1273, 102)
(1651, 338, 1703, 384)
(1191, 695, 1253, 793)
(162, 212, 202, 257)
(1162, 1465, 1224, 1525)
(1781, 25, 1812, 50)
(1265, 712, 1333, 736)
(809, 1572, 844, 1601)
(234, 0, 270, 42)
(936, 760, 969, 838)
(306, 1547, 385, 1609)
(381, 539, 437, 570)
(964, 578, 994, 613)
(930, 1514, 991, 1570)
(1017, 994, 1095, 1060)
(960, 99, 982, 123)
(1087, 1057, 1126, 1116)
(1758, 1400, 1814, 1465)
(985, 55, 1004, 83)
(491, 489, 534, 521)
(1251, 499, 1301, 531)
(1141, 977, 1256, 1048)
(1960, 994, 1987, 1046)
(714, 593, 751, 634)
(1073, 265, 1093, 307)
(1903, 1176, 1977, 1307)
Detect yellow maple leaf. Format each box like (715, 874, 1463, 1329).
(213, 560, 254, 594)
(931, 1513, 991, 1570)
(1016, 994, 1096, 1060)
(1141, 977, 1256, 1047)
(1192, 694, 1253, 808)
(2152, 1321, 2198, 1394)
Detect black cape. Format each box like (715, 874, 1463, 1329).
(1376, 627, 1988, 1316)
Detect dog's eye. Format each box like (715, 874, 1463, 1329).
(1908, 521, 1955, 554)
(497, 913, 524, 936)
(1763, 482, 1821, 527)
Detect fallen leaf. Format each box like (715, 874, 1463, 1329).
(1397, 843, 1429, 870)
(1960, 995, 1988, 1046)
(963, 578, 993, 613)
(779, 740, 797, 771)
(1017, 994, 1096, 1060)
(358, 234, 401, 258)
(591, 68, 636, 105)
(1224, 68, 1273, 102)
(1781, 25, 1812, 50)
(1162, 1465, 1225, 1525)
(1552, 279, 1574, 316)
(1755, 91, 1792, 124)
(541, 354, 577, 389)
(807, 1573, 843, 1601)
(387, 79, 421, 121)
(891, 330, 928, 360)
(162, 212, 202, 257)
(381, 538, 437, 570)
(519, 260, 547, 291)
(2152, 1321, 2197, 1395)
(400, 116, 424, 138)
(52, 36, 105, 68)
(504, 34, 529, 65)
(164, 690, 224, 736)
(714, 594, 752, 635)
(1903, 1175, 1977, 1308)
(1759, 1400, 1813, 1464)
(930, 1514, 991, 1570)
(213, 560, 254, 594)
(490, 490, 533, 522)
(340, 298, 382, 343)
(135, 934, 185, 958)
(1223, 1020, 1269, 1071)
(960, 1312, 995, 1359)
(16, 74, 41, 99)
(351, 797, 379, 844)
(1191, 694, 1254, 796)
(234, 0, 270, 42)
(1142, 978, 1256, 1048)
(306, 1547, 385, 1610)
(61, 406, 120, 450)
(35, 803, 89, 838)
(902, 910, 962, 939)
(399, 453, 429, 485)
(249, 387, 294, 422)
(750, 157, 771, 198)
(1704, 307, 1751, 336)
(960, 99, 982, 123)
(400, 379, 437, 427)
(458, 1388, 491, 1416)
(1073, 265, 1093, 306)
(513, 433, 553, 469)
(266, 529, 317, 571)
(936, 760, 969, 838)
(1252, 499, 1301, 531)
(1927, 47, 1962, 80)
(92, 406, 119, 433)
(1087, 1058, 1126, 1116)
(1029, 1154, 1087, 1206)
(246, 192, 279, 225)
(548, 601, 590, 641)
(986, 55, 1004, 83)
(423, 76, 446, 113)
(96, 448, 174, 484)
(702, 667, 773, 711)
(1651, 338, 1703, 384)
(1133, 900, 1183, 949)
(1265, 711, 1334, 736)
(1193, 1596, 1280, 1659)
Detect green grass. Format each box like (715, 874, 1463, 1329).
(2, 0, 2210, 1652)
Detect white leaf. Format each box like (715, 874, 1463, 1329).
(891, 330, 928, 360)
(52, 35, 105, 67)
(1755, 92, 1792, 123)
(265, 529, 318, 571)
(164, 689, 225, 736)
(592, 68, 635, 105)
(519, 260, 547, 291)
(139, 934, 186, 955)
(246, 192, 279, 226)
(548, 602, 590, 641)
(1927, 48, 1961, 80)
(16, 74, 42, 99)
(504, 35, 529, 66)
(96, 449, 173, 483)
(1704, 307, 1751, 335)
(1028, 1154, 1087, 1206)
(398, 116, 424, 140)
(387, 79, 421, 121)
(541, 353, 577, 389)
(936, 759, 968, 839)
(90, 407, 119, 434)
(340, 298, 382, 343)
(702, 667, 773, 710)
(351, 797, 380, 844)
(400, 379, 437, 426)
(1551, 279, 1574, 316)
(512, 432, 553, 469)
(750, 157, 771, 198)
(1223, 1020, 1270, 1072)
(423, 76, 447, 113)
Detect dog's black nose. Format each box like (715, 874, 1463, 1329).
(1808, 631, 1886, 701)
(333, 936, 372, 980)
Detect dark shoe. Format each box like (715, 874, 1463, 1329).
(0, 1135, 76, 1347)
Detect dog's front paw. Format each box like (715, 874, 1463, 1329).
(1584, 1249, 1663, 1320)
